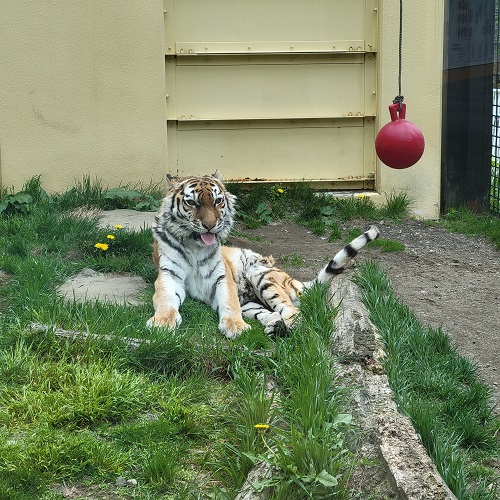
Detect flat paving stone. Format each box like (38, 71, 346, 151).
(97, 209, 155, 232)
(57, 268, 147, 306)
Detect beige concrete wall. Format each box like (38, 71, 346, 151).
(0, 1, 167, 194)
(378, 0, 444, 219)
(0, 1, 444, 219)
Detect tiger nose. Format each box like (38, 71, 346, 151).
(202, 220, 216, 231)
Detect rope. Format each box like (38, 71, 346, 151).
(393, 0, 404, 110)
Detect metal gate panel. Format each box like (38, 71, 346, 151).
(172, 55, 366, 121)
(165, 0, 377, 52)
(164, 0, 378, 188)
(168, 118, 374, 188)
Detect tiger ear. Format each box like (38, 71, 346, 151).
(165, 173, 179, 188)
(212, 169, 223, 181)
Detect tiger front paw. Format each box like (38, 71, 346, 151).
(219, 317, 251, 339)
(146, 308, 182, 329)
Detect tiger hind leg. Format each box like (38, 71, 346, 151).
(241, 301, 287, 335)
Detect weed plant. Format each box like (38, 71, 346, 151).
(354, 262, 500, 499)
(491, 161, 499, 214)
(50, 175, 163, 212)
(228, 182, 412, 241)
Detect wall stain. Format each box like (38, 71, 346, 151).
(32, 106, 81, 134)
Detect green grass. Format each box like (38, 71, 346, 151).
(230, 181, 500, 250)
(2, 176, 499, 498)
(354, 262, 500, 499)
(0, 178, 356, 498)
(442, 206, 500, 249)
(278, 252, 306, 267)
(369, 238, 406, 252)
(214, 284, 352, 498)
(228, 183, 412, 235)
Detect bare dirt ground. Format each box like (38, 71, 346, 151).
(229, 220, 500, 410)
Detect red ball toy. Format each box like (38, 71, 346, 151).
(375, 103, 425, 169)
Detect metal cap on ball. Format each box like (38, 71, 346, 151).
(376, 104, 425, 170)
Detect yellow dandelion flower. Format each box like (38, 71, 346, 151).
(106, 234, 115, 240)
(95, 243, 109, 251)
(254, 423, 270, 430)
(114, 224, 123, 229)
(358, 193, 365, 199)
(277, 188, 284, 194)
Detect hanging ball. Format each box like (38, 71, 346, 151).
(375, 103, 425, 169)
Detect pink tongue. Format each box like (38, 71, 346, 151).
(200, 233, 216, 245)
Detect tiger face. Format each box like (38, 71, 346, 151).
(163, 171, 236, 246)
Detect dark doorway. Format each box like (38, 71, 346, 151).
(442, 0, 494, 213)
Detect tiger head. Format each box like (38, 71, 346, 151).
(155, 170, 236, 246)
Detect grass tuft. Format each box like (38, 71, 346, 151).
(442, 206, 500, 249)
(354, 262, 500, 498)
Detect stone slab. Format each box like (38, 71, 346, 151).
(57, 268, 147, 306)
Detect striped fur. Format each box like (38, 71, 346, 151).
(148, 172, 379, 338)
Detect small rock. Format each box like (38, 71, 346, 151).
(127, 478, 138, 487)
(116, 476, 127, 487)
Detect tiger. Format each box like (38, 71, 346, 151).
(147, 171, 380, 338)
